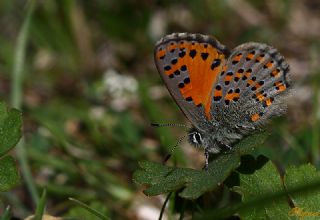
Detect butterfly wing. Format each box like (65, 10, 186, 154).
(210, 42, 291, 129)
(154, 33, 230, 129)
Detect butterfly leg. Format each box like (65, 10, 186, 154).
(235, 124, 256, 130)
(223, 143, 232, 150)
(203, 149, 209, 171)
(217, 140, 232, 152)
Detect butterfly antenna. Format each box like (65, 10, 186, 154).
(151, 123, 188, 128)
(162, 134, 188, 164)
(162, 131, 198, 164)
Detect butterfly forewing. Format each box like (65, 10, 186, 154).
(154, 33, 230, 129)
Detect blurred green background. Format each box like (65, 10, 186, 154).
(0, 0, 319, 219)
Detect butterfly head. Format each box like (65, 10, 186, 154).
(188, 127, 204, 147)
(187, 125, 225, 154)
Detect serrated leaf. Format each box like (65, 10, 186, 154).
(285, 164, 320, 220)
(0, 156, 20, 191)
(0, 102, 22, 157)
(236, 161, 291, 220)
(197, 163, 320, 219)
(134, 132, 268, 199)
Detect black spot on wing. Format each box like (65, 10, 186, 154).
(211, 59, 221, 70)
(179, 49, 186, 58)
(180, 65, 187, 71)
(189, 49, 197, 58)
(185, 97, 193, 102)
(201, 52, 209, 60)
(171, 58, 178, 65)
(178, 82, 184, 88)
(184, 77, 190, 84)
(164, 65, 171, 71)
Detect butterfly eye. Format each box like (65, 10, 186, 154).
(191, 132, 203, 145)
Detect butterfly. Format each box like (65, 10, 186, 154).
(154, 33, 291, 170)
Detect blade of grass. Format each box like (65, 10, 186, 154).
(69, 198, 111, 220)
(34, 189, 47, 220)
(312, 81, 319, 165)
(0, 206, 11, 220)
(311, 46, 320, 166)
(10, 0, 39, 204)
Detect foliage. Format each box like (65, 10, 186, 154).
(236, 161, 291, 219)
(0, 0, 319, 219)
(134, 132, 268, 199)
(0, 102, 22, 192)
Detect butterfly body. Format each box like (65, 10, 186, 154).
(154, 33, 291, 168)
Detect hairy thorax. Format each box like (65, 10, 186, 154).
(188, 121, 244, 154)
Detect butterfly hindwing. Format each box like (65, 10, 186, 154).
(154, 33, 230, 129)
(211, 42, 291, 127)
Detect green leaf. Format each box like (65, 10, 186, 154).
(0, 156, 19, 191)
(285, 164, 320, 220)
(0, 102, 22, 157)
(194, 163, 320, 219)
(235, 161, 291, 219)
(133, 132, 268, 199)
(0, 102, 22, 191)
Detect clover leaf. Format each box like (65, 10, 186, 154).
(134, 132, 268, 199)
(0, 102, 22, 191)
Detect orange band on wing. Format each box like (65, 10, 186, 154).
(246, 53, 254, 60)
(225, 92, 240, 101)
(263, 60, 274, 69)
(155, 37, 228, 121)
(254, 92, 265, 101)
(251, 113, 260, 122)
(274, 81, 286, 92)
(271, 69, 280, 77)
(168, 42, 226, 119)
(156, 49, 166, 59)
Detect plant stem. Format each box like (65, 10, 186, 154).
(10, 0, 39, 204)
(159, 192, 172, 220)
(179, 199, 187, 220)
